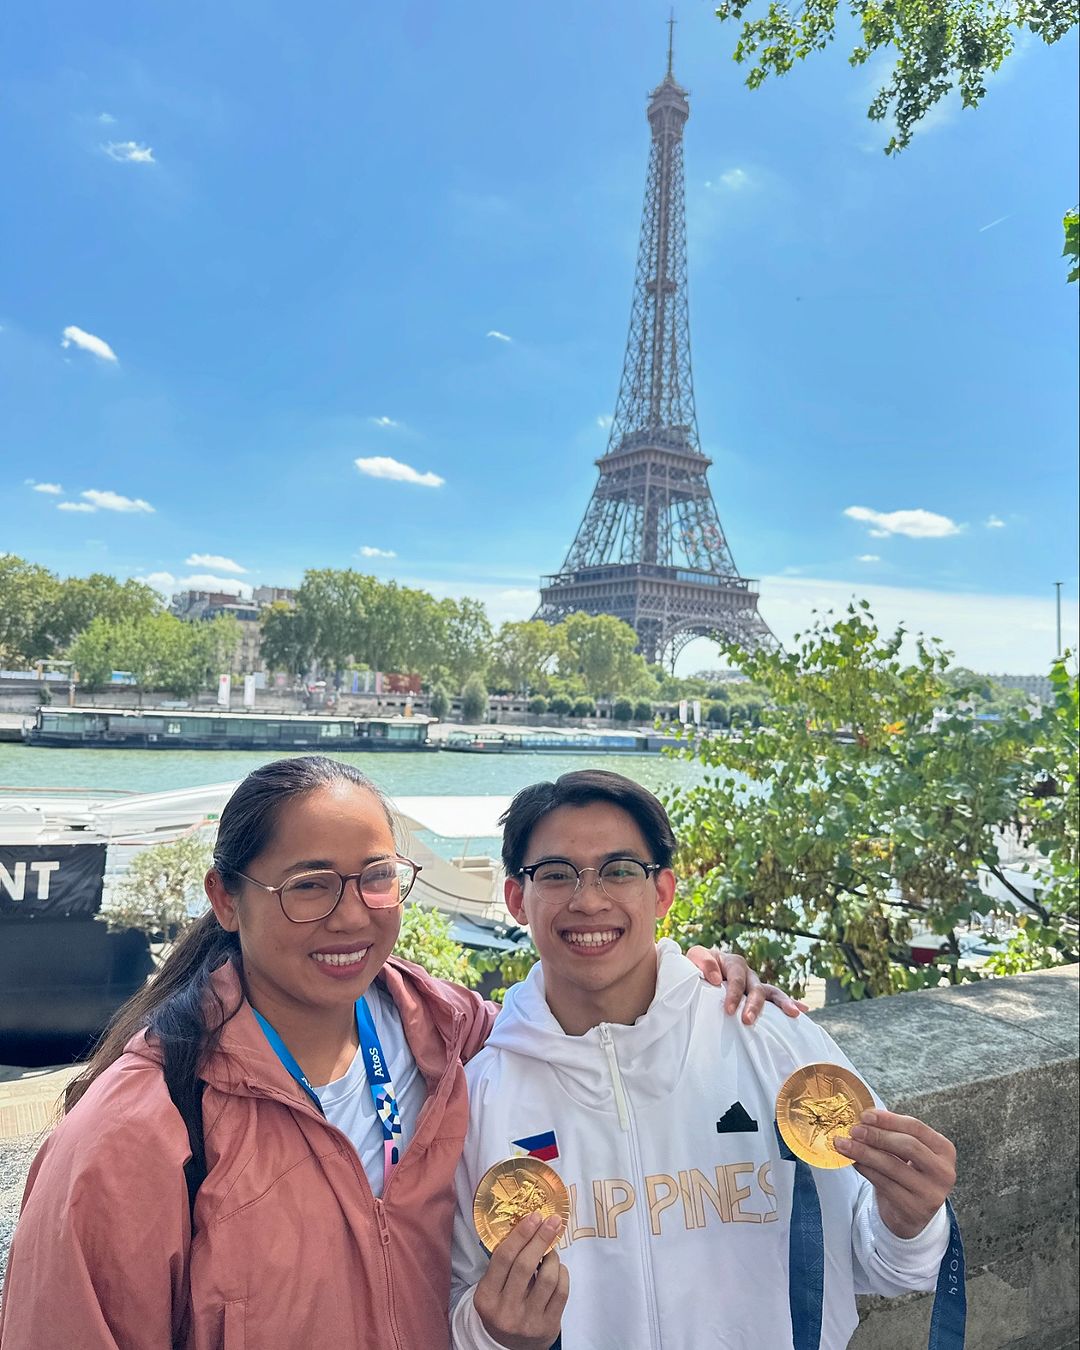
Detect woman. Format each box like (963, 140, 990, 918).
(0, 756, 797, 1350)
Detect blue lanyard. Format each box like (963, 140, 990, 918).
(355, 995, 404, 1185)
(774, 1122, 966, 1349)
(253, 997, 404, 1190)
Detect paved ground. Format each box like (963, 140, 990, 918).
(0, 1066, 77, 1291)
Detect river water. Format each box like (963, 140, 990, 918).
(0, 745, 700, 798)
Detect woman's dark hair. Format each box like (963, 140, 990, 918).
(499, 769, 677, 875)
(66, 757, 396, 1124)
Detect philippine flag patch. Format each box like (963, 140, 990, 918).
(510, 1130, 560, 1162)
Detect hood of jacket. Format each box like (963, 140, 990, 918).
(482, 938, 701, 1108)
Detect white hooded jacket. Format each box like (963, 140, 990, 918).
(451, 940, 948, 1350)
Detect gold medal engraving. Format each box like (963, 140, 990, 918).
(473, 1157, 570, 1254)
(776, 1062, 875, 1170)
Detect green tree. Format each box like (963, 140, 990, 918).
(295, 569, 368, 685)
(527, 695, 548, 715)
(706, 701, 730, 726)
(461, 673, 489, 723)
(54, 574, 161, 649)
(549, 695, 573, 721)
(985, 657, 1079, 973)
(103, 834, 214, 956)
(69, 612, 238, 700)
(572, 697, 596, 719)
(491, 620, 566, 693)
(429, 684, 451, 720)
(715, 0, 1076, 155)
(1064, 208, 1079, 283)
(559, 612, 644, 699)
(260, 602, 314, 677)
(394, 904, 480, 987)
(666, 605, 1075, 1001)
(612, 698, 635, 723)
(634, 699, 655, 722)
(436, 597, 494, 689)
(0, 555, 60, 666)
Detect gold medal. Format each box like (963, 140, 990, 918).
(472, 1156, 570, 1255)
(776, 1062, 875, 1170)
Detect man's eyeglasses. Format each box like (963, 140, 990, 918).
(516, 857, 662, 904)
(235, 857, 421, 924)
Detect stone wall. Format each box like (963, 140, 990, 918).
(816, 965, 1079, 1350)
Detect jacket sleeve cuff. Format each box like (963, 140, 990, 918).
(868, 1198, 949, 1275)
(450, 1286, 510, 1350)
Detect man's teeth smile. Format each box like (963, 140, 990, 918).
(311, 949, 368, 967)
(561, 930, 623, 947)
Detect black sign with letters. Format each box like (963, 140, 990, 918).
(0, 843, 107, 919)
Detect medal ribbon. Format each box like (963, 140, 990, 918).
(254, 997, 403, 1191)
(775, 1122, 966, 1350)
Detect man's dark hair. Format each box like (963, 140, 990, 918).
(499, 769, 677, 875)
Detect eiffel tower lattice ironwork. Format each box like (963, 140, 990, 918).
(536, 28, 774, 668)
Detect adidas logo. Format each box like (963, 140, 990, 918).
(716, 1101, 759, 1134)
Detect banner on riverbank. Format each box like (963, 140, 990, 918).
(0, 844, 107, 919)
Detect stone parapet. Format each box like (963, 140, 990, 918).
(815, 965, 1079, 1350)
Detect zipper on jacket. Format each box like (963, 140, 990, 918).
(374, 1199, 405, 1349)
(598, 1025, 663, 1349)
(598, 1024, 631, 1131)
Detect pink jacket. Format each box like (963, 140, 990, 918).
(0, 958, 496, 1350)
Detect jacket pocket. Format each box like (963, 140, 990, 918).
(222, 1299, 247, 1350)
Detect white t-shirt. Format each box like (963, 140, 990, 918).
(315, 980, 426, 1197)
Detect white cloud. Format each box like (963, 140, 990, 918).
(354, 456, 444, 488)
(135, 571, 178, 596)
(61, 325, 118, 362)
(396, 578, 539, 626)
(844, 505, 962, 539)
(27, 481, 64, 495)
(369, 416, 400, 429)
(185, 553, 247, 573)
(57, 501, 96, 513)
(673, 576, 1079, 675)
(857, 554, 881, 563)
(705, 168, 752, 192)
(98, 112, 117, 125)
(176, 574, 253, 597)
(486, 330, 513, 343)
(596, 415, 613, 429)
(985, 515, 1006, 529)
(103, 140, 155, 164)
(80, 489, 155, 513)
(358, 546, 397, 559)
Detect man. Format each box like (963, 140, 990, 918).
(450, 770, 957, 1350)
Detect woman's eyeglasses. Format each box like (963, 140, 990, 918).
(235, 856, 421, 924)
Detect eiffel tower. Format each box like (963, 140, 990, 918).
(536, 24, 774, 668)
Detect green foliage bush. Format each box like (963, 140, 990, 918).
(572, 697, 596, 718)
(428, 684, 450, 720)
(103, 834, 214, 953)
(634, 700, 655, 723)
(666, 605, 1079, 1001)
(394, 904, 480, 987)
(612, 698, 634, 723)
(527, 696, 548, 715)
(461, 674, 489, 723)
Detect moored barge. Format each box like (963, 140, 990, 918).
(23, 706, 437, 751)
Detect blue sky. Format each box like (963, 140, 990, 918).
(2, 0, 1077, 673)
